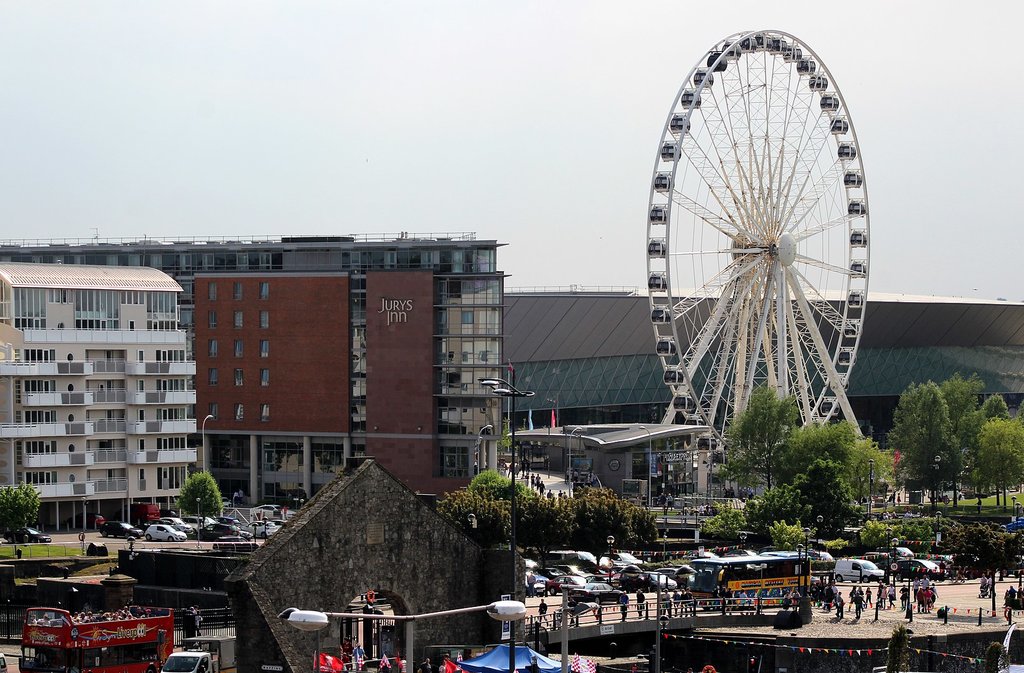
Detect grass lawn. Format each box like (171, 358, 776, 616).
(0, 543, 83, 559)
(868, 491, 1024, 519)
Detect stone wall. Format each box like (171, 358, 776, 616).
(226, 460, 514, 673)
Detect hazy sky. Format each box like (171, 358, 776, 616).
(1, 2, 1020, 299)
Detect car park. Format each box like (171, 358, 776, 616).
(99, 521, 144, 539)
(144, 524, 188, 542)
(158, 517, 195, 534)
(568, 582, 626, 605)
(4, 527, 51, 543)
(202, 523, 254, 540)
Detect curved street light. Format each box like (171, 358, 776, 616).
(201, 414, 215, 472)
(476, 424, 494, 476)
(639, 426, 653, 508)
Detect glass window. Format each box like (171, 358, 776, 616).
(233, 282, 243, 300)
(208, 283, 217, 301)
(208, 402, 218, 420)
(234, 403, 244, 420)
(208, 339, 218, 357)
(260, 404, 270, 421)
(440, 445, 469, 478)
(260, 340, 270, 358)
(234, 340, 243, 358)
(259, 282, 269, 300)
(208, 311, 217, 328)
(208, 368, 218, 386)
(260, 310, 269, 328)
(234, 311, 243, 328)
(461, 310, 474, 325)
(260, 369, 270, 386)
(234, 369, 244, 386)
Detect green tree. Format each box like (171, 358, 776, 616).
(778, 421, 856, 485)
(437, 489, 510, 549)
(0, 483, 41, 531)
(793, 459, 858, 537)
(568, 488, 656, 551)
(700, 508, 746, 541)
(887, 381, 955, 501)
(722, 387, 798, 489)
(767, 520, 805, 550)
(517, 496, 576, 564)
(940, 373, 984, 504)
(975, 418, 1024, 508)
(177, 471, 224, 518)
(468, 470, 533, 502)
(945, 523, 1024, 574)
(886, 624, 910, 673)
(743, 485, 810, 536)
(980, 394, 1010, 421)
(860, 519, 893, 549)
(847, 437, 894, 502)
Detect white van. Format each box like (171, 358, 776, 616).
(834, 558, 884, 583)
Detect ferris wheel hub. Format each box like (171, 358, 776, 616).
(777, 233, 797, 267)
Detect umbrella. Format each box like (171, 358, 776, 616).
(458, 645, 561, 673)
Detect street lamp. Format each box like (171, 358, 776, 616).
(479, 376, 535, 673)
(196, 497, 202, 548)
(639, 425, 653, 508)
(80, 496, 87, 552)
(606, 535, 615, 581)
(201, 414, 215, 472)
(931, 454, 941, 512)
(801, 527, 811, 594)
(476, 425, 493, 476)
(868, 458, 875, 519)
(568, 427, 584, 495)
(889, 535, 898, 588)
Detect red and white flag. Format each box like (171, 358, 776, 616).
(551, 409, 557, 428)
(380, 655, 391, 670)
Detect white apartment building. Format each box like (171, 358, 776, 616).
(0, 263, 197, 528)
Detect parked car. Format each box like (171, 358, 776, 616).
(547, 550, 600, 571)
(63, 513, 107, 530)
(895, 558, 945, 581)
(600, 551, 645, 569)
(159, 509, 179, 518)
(722, 549, 758, 558)
(833, 558, 884, 583)
(181, 516, 217, 530)
(249, 520, 281, 539)
(545, 574, 588, 596)
(875, 546, 915, 559)
(620, 572, 677, 592)
(568, 582, 626, 605)
(4, 527, 51, 543)
(215, 515, 240, 526)
(212, 536, 258, 552)
(651, 565, 696, 579)
(202, 523, 254, 541)
(157, 517, 195, 534)
(144, 524, 188, 542)
(99, 521, 144, 539)
(250, 504, 283, 520)
(528, 574, 550, 595)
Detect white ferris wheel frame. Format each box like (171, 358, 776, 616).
(645, 29, 871, 439)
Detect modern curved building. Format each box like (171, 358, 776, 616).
(506, 290, 1024, 443)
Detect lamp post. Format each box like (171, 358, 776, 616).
(196, 497, 202, 548)
(606, 535, 615, 582)
(479, 376, 535, 673)
(201, 414, 214, 472)
(801, 527, 811, 594)
(476, 424, 493, 476)
(568, 427, 584, 495)
(867, 459, 875, 519)
(935, 511, 943, 547)
(931, 454, 941, 512)
(639, 425, 653, 508)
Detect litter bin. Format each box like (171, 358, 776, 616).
(87, 542, 108, 557)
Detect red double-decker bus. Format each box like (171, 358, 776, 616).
(21, 607, 175, 673)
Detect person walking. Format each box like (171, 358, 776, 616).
(619, 592, 629, 622)
(888, 583, 897, 610)
(835, 592, 845, 620)
(636, 590, 647, 619)
(865, 586, 873, 609)
(538, 598, 548, 626)
(852, 589, 863, 620)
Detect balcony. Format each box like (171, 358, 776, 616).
(91, 478, 127, 494)
(91, 389, 127, 404)
(128, 390, 196, 405)
(0, 361, 93, 376)
(127, 449, 197, 464)
(22, 391, 94, 407)
(23, 452, 95, 468)
(22, 329, 187, 345)
(127, 420, 196, 435)
(0, 422, 94, 438)
(34, 481, 96, 499)
(92, 449, 127, 463)
(125, 361, 196, 376)
(90, 359, 126, 374)
(92, 419, 127, 434)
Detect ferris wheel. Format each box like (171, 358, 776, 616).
(646, 30, 870, 437)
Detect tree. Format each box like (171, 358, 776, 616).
(793, 459, 858, 537)
(568, 488, 656, 551)
(177, 471, 224, 518)
(743, 485, 810, 536)
(846, 437, 893, 503)
(860, 519, 893, 549)
(468, 470, 533, 502)
(517, 496, 576, 564)
(940, 373, 985, 505)
(437, 489, 510, 549)
(980, 394, 1010, 421)
(721, 387, 798, 489)
(944, 523, 1024, 574)
(700, 508, 746, 541)
(887, 382, 955, 503)
(767, 520, 805, 550)
(886, 624, 910, 673)
(778, 421, 857, 485)
(975, 418, 1024, 507)
(0, 484, 41, 532)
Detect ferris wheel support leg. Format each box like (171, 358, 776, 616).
(775, 263, 789, 398)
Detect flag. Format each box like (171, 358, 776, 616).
(528, 410, 534, 430)
(380, 655, 391, 670)
(894, 449, 901, 466)
(508, 361, 515, 375)
(551, 409, 557, 428)
(318, 654, 344, 672)
(443, 659, 458, 673)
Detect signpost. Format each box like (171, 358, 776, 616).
(501, 594, 511, 641)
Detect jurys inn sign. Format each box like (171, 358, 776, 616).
(378, 298, 413, 326)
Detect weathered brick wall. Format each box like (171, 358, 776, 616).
(227, 460, 513, 673)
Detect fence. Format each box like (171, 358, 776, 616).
(173, 607, 236, 643)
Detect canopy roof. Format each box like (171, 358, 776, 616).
(459, 645, 561, 673)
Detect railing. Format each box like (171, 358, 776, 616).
(125, 361, 196, 376)
(92, 389, 127, 404)
(93, 448, 128, 463)
(22, 391, 94, 406)
(35, 481, 96, 498)
(0, 422, 94, 438)
(0, 232, 480, 247)
(91, 359, 126, 374)
(127, 420, 196, 435)
(173, 607, 236, 643)
(22, 329, 187, 345)
(93, 478, 128, 493)
(127, 449, 197, 464)
(0, 361, 94, 376)
(93, 419, 127, 433)
(23, 452, 94, 468)
(128, 390, 196, 405)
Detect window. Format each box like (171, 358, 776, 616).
(233, 282, 243, 300)
(260, 404, 270, 421)
(208, 340, 218, 358)
(259, 311, 269, 329)
(260, 340, 270, 358)
(234, 403, 244, 420)
(208, 368, 218, 386)
(234, 340, 243, 358)
(234, 369, 244, 386)
(208, 283, 217, 301)
(461, 310, 474, 325)
(440, 445, 469, 478)
(208, 402, 218, 420)
(259, 282, 269, 299)
(234, 311, 243, 328)
(260, 369, 270, 386)
(208, 311, 217, 328)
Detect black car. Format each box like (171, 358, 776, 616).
(895, 558, 946, 581)
(201, 523, 253, 541)
(212, 536, 259, 552)
(4, 527, 52, 543)
(99, 521, 144, 539)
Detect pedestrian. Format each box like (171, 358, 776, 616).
(619, 592, 629, 622)
(865, 587, 873, 608)
(852, 589, 863, 620)
(419, 658, 432, 673)
(538, 599, 548, 625)
(636, 590, 647, 619)
(672, 589, 682, 617)
(888, 584, 896, 610)
(835, 592, 845, 620)
(192, 606, 202, 636)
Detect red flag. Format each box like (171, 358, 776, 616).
(894, 449, 901, 466)
(318, 654, 344, 672)
(551, 409, 557, 428)
(508, 361, 515, 374)
(380, 655, 391, 669)
(444, 660, 458, 673)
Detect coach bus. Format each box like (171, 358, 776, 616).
(21, 607, 174, 673)
(687, 554, 809, 598)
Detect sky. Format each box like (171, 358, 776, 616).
(0, 1, 1021, 299)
